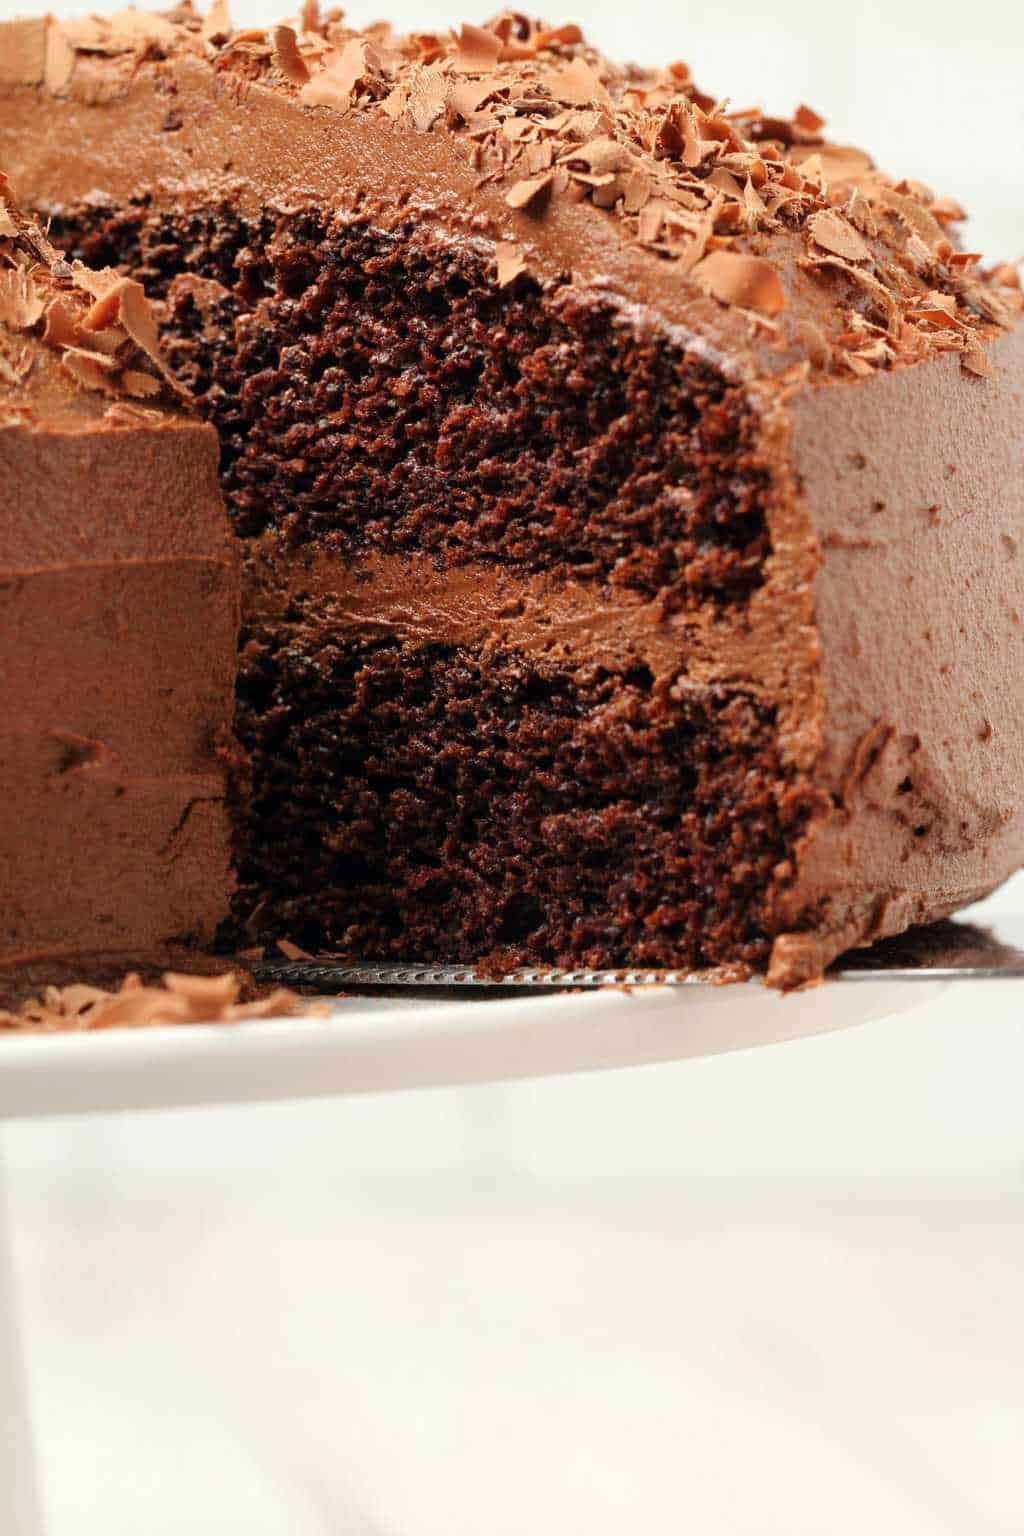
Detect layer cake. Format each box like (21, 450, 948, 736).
(1, 9, 1022, 984)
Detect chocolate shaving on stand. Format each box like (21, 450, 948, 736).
(0, 970, 303, 1032)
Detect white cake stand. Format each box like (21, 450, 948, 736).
(0, 922, 1010, 1532)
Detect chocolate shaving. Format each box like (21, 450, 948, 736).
(543, 57, 611, 108)
(505, 172, 554, 210)
(654, 100, 702, 167)
(43, 26, 75, 95)
(694, 251, 786, 315)
(801, 253, 898, 327)
(583, 135, 634, 171)
(930, 195, 967, 225)
(791, 142, 874, 186)
(0, 339, 31, 387)
(200, 0, 232, 45)
(880, 188, 945, 250)
(795, 318, 832, 369)
(447, 77, 494, 120)
(807, 208, 871, 263)
(67, 260, 120, 302)
(0, 268, 45, 330)
(534, 23, 583, 49)
(406, 65, 448, 131)
(844, 188, 878, 238)
(0, 970, 303, 1033)
(40, 297, 79, 348)
(793, 102, 825, 133)
(623, 169, 652, 213)
(451, 22, 501, 73)
(60, 346, 120, 393)
(300, 39, 370, 110)
(121, 368, 164, 398)
(80, 275, 182, 395)
(273, 25, 310, 86)
(495, 240, 527, 285)
(960, 333, 993, 377)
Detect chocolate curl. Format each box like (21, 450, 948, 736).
(201, 0, 232, 45)
(273, 25, 310, 86)
(80, 274, 187, 398)
(694, 251, 786, 316)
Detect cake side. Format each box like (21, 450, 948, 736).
(768, 323, 1024, 983)
(0, 191, 239, 984)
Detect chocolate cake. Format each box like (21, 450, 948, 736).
(0, 184, 238, 995)
(1, 8, 1022, 986)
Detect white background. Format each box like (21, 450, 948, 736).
(2, 0, 1023, 1530)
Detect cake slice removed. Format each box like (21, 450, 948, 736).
(2, 10, 1022, 984)
(0, 184, 238, 998)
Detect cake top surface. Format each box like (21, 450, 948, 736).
(0, 173, 185, 429)
(4, 4, 1021, 384)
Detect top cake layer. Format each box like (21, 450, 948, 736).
(2, 5, 1020, 391)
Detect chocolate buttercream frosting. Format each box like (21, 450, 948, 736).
(0, 8, 1022, 985)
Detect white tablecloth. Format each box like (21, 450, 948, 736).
(4, 877, 1023, 1535)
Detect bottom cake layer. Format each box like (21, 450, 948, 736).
(231, 590, 820, 971)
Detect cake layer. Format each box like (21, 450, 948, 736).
(50, 202, 771, 604)
(235, 599, 817, 969)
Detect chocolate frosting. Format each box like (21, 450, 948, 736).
(1, 7, 1022, 981)
(771, 324, 1024, 981)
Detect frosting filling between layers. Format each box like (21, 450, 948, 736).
(245, 540, 804, 690)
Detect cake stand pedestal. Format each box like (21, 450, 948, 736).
(0, 1136, 45, 1535)
(0, 964, 966, 1533)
